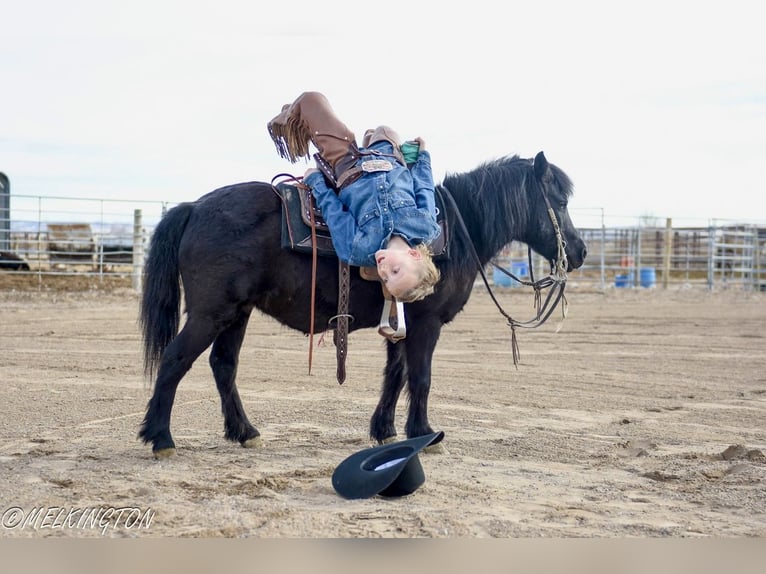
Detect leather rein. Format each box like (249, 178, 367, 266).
(437, 178, 569, 366)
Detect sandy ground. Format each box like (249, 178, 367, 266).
(0, 277, 764, 538)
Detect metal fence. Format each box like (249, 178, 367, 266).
(488, 214, 765, 292)
(0, 194, 170, 289)
(1, 196, 765, 293)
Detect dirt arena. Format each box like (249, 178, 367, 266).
(0, 276, 764, 538)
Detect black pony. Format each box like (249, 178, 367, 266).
(138, 151, 587, 457)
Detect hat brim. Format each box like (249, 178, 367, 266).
(332, 431, 444, 499)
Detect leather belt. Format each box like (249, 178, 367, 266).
(337, 156, 399, 189)
(337, 166, 363, 189)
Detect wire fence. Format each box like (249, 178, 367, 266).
(1, 195, 765, 293)
(495, 222, 765, 292)
(0, 194, 170, 289)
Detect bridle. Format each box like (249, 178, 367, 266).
(437, 165, 569, 366)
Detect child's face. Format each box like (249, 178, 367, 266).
(375, 247, 423, 298)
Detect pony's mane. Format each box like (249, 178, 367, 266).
(443, 154, 573, 196)
(438, 154, 573, 267)
(440, 156, 523, 265)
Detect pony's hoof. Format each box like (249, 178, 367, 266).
(380, 436, 398, 445)
(241, 436, 263, 449)
(153, 447, 176, 460)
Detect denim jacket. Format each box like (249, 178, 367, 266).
(304, 141, 441, 267)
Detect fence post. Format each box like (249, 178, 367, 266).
(635, 221, 642, 288)
(755, 226, 763, 292)
(599, 208, 606, 290)
(663, 218, 672, 289)
(707, 222, 715, 290)
(132, 209, 144, 293)
(0, 173, 9, 252)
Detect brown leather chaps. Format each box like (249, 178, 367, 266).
(267, 91, 360, 186)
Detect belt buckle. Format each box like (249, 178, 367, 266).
(361, 159, 393, 173)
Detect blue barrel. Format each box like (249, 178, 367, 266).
(615, 273, 634, 288)
(512, 261, 529, 277)
(640, 267, 656, 288)
(493, 265, 513, 287)
(509, 261, 529, 288)
(493, 260, 528, 287)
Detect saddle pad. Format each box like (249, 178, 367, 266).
(275, 182, 449, 260)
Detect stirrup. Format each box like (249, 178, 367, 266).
(360, 266, 407, 342)
(378, 295, 406, 342)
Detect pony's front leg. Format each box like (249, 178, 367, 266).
(403, 319, 442, 440)
(369, 341, 407, 443)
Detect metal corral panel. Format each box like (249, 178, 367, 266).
(47, 223, 95, 262)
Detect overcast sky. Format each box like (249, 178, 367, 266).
(1, 0, 764, 227)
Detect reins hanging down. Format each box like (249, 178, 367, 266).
(437, 183, 569, 366)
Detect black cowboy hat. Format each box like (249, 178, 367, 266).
(332, 431, 444, 499)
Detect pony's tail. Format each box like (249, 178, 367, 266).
(139, 202, 195, 381)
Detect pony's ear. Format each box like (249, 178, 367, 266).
(534, 151, 550, 181)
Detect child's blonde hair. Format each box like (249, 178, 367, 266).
(397, 243, 441, 303)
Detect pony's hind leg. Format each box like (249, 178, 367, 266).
(139, 317, 218, 458)
(369, 341, 407, 444)
(209, 311, 261, 448)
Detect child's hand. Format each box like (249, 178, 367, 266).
(414, 137, 426, 151)
(304, 167, 319, 178)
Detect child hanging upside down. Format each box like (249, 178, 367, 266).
(267, 91, 441, 302)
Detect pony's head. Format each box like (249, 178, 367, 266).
(525, 151, 587, 271)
